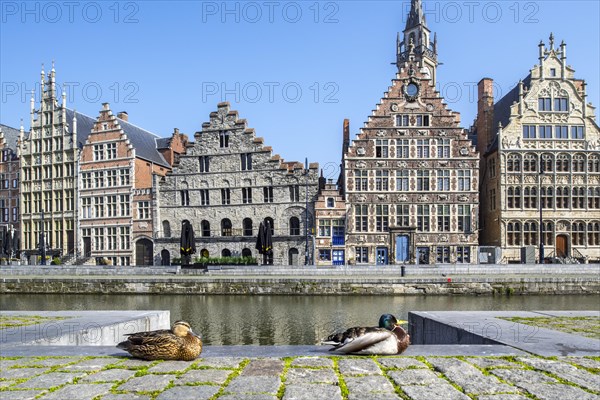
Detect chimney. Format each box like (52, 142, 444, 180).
(117, 111, 129, 122)
(342, 119, 350, 154)
(476, 78, 495, 155)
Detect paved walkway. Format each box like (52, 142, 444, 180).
(1, 355, 599, 399)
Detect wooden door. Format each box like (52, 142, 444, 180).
(556, 235, 568, 258)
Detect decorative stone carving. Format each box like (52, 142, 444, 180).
(356, 195, 367, 203)
(426, 103, 434, 111)
(391, 103, 399, 112)
(397, 130, 407, 136)
(418, 195, 429, 202)
(418, 130, 427, 136)
(439, 235, 449, 243)
(377, 194, 388, 201)
(418, 161, 428, 168)
(357, 147, 366, 156)
(459, 195, 469, 202)
(398, 194, 408, 202)
(438, 194, 448, 201)
(460, 147, 469, 156)
(397, 161, 408, 168)
(438, 130, 447, 137)
(376, 130, 386, 137)
(356, 161, 367, 169)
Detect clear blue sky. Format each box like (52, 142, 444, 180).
(1, 1, 599, 180)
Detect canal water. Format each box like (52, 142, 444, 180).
(1, 294, 598, 345)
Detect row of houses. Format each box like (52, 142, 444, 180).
(1, 0, 599, 265)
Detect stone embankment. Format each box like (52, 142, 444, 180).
(1, 264, 599, 295)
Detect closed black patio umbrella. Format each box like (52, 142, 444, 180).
(180, 220, 196, 266)
(263, 221, 273, 265)
(255, 222, 265, 260)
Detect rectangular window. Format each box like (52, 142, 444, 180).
(65, 190, 74, 211)
(375, 170, 389, 191)
(12, 206, 18, 222)
(523, 125, 536, 139)
(319, 249, 332, 261)
(54, 191, 63, 212)
(120, 195, 130, 216)
(376, 205, 389, 232)
(416, 115, 430, 127)
(94, 171, 104, 188)
(93, 144, 104, 161)
(417, 139, 430, 158)
(240, 153, 252, 171)
(94, 228, 104, 250)
(120, 169, 130, 186)
(437, 170, 450, 191)
(417, 205, 430, 232)
(289, 185, 300, 202)
(375, 140, 389, 158)
(107, 195, 118, 217)
(106, 143, 117, 159)
(319, 219, 331, 237)
(396, 139, 410, 158)
(554, 125, 568, 139)
(107, 227, 118, 250)
(437, 139, 450, 158)
(199, 156, 210, 173)
(571, 126, 584, 139)
(436, 246, 451, 263)
(396, 204, 409, 227)
(82, 172, 92, 189)
(458, 205, 471, 233)
(355, 170, 368, 191)
(263, 186, 274, 203)
(106, 170, 118, 187)
(355, 247, 368, 263)
(94, 196, 105, 218)
(396, 170, 409, 191)
(457, 246, 471, 263)
(137, 201, 150, 219)
(396, 115, 409, 127)
(242, 188, 252, 204)
(538, 98, 552, 111)
(221, 188, 231, 205)
(219, 131, 229, 148)
(355, 205, 368, 232)
(417, 170, 430, 191)
(539, 125, 552, 139)
(120, 227, 131, 250)
(200, 189, 210, 206)
(458, 170, 471, 191)
(490, 188, 497, 211)
(437, 205, 450, 232)
(554, 98, 568, 112)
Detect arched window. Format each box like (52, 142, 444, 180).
(221, 219, 232, 236)
(541, 154, 553, 172)
(572, 154, 585, 173)
(588, 155, 600, 173)
(162, 220, 171, 237)
(221, 248, 231, 257)
(264, 217, 275, 235)
(242, 248, 252, 257)
(556, 154, 569, 173)
(201, 220, 211, 237)
(507, 222, 522, 246)
(543, 221, 554, 246)
(523, 154, 537, 172)
(556, 187, 569, 209)
(523, 221, 538, 245)
(572, 187, 585, 209)
(289, 217, 300, 236)
(507, 154, 521, 172)
(243, 218, 253, 237)
(572, 222, 585, 246)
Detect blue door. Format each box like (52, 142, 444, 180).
(396, 235, 409, 262)
(376, 247, 388, 265)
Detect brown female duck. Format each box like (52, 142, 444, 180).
(322, 314, 410, 355)
(117, 320, 202, 361)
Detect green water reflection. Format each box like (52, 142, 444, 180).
(2, 294, 598, 345)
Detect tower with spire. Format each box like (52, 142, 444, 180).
(341, 0, 479, 265)
(397, 0, 438, 85)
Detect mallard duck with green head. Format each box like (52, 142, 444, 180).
(322, 314, 410, 355)
(116, 320, 202, 361)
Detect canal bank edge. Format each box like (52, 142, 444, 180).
(1, 275, 599, 295)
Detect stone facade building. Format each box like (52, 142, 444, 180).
(156, 102, 320, 266)
(343, 0, 480, 265)
(78, 103, 174, 266)
(474, 35, 600, 263)
(0, 123, 23, 257)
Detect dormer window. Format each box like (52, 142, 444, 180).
(219, 131, 229, 148)
(327, 198, 335, 208)
(550, 68, 556, 77)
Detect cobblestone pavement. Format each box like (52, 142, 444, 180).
(1, 355, 598, 400)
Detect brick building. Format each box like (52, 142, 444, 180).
(156, 102, 320, 266)
(474, 35, 600, 263)
(78, 103, 174, 265)
(343, 0, 479, 265)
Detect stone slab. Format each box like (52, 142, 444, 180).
(408, 310, 600, 356)
(0, 310, 170, 346)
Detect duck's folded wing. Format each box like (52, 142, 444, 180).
(333, 330, 392, 353)
(124, 330, 173, 345)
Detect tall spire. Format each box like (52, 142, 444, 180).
(397, 0, 438, 83)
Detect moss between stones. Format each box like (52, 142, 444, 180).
(499, 316, 600, 339)
(0, 315, 68, 328)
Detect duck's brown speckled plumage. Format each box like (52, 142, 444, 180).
(117, 321, 202, 361)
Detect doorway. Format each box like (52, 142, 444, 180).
(135, 239, 154, 266)
(83, 237, 91, 257)
(556, 235, 568, 258)
(396, 235, 409, 262)
(160, 249, 170, 266)
(288, 248, 299, 266)
(376, 247, 388, 265)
